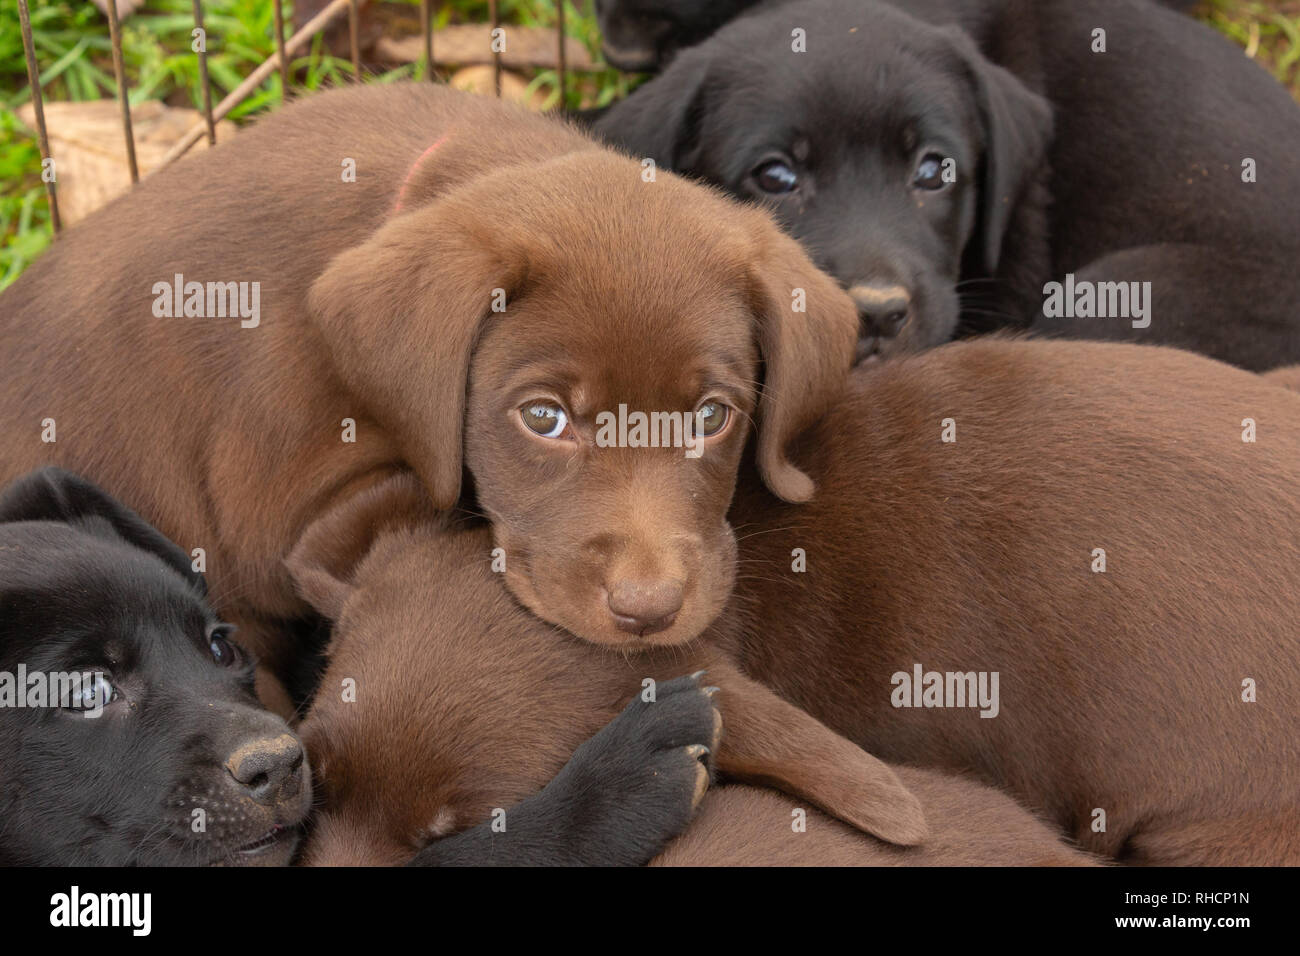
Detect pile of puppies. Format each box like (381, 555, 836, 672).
(1, 0, 1297, 866)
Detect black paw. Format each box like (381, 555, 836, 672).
(543, 671, 722, 866)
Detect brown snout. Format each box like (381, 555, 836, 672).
(607, 577, 685, 636)
(225, 733, 306, 807)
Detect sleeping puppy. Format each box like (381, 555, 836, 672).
(0, 83, 857, 702)
(287, 477, 928, 847)
(595, 0, 1300, 369)
(595, 0, 1200, 74)
(0, 468, 728, 867)
(288, 499, 1086, 865)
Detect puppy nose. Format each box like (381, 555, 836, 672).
(226, 734, 305, 806)
(850, 284, 912, 338)
(607, 579, 684, 636)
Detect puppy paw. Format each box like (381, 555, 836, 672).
(543, 672, 721, 865)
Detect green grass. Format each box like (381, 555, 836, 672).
(2, 1, 1298, 289)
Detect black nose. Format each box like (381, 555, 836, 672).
(851, 284, 912, 338)
(226, 734, 305, 806)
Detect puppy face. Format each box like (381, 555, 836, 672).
(596, 0, 1052, 361)
(0, 470, 312, 866)
(595, 0, 759, 71)
(308, 150, 858, 649)
(295, 525, 589, 865)
(463, 257, 757, 648)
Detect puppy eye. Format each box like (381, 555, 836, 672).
(62, 674, 116, 711)
(520, 402, 572, 440)
(751, 159, 799, 195)
(912, 153, 948, 191)
(695, 401, 730, 438)
(208, 628, 243, 668)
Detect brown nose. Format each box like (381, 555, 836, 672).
(850, 283, 912, 338)
(226, 734, 305, 806)
(607, 579, 684, 636)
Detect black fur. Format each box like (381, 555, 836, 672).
(595, 0, 1300, 369)
(595, 0, 1201, 72)
(0, 468, 311, 865)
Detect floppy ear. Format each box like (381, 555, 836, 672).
(594, 44, 711, 170)
(0, 467, 205, 594)
(284, 472, 438, 623)
(746, 223, 859, 503)
(307, 202, 524, 510)
(944, 27, 1054, 274)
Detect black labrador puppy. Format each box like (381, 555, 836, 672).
(595, 0, 1199, 73)
(595, 0, 1300, 370)
(0, 468, 717, 866)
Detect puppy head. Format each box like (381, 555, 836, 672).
(0, 469, 311, 866)
(595, 0, 760, 71)
(285, 475, 618, 864)
(595, 0, 1053, 361)
(308, 150, 857, 648)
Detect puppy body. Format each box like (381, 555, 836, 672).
(0, 86, 584, 681)
(1, 83, 857, 692)
(723, 337, 1300, 864)
(594, 0, 1198, 71)
(293, 503, 1085, 866)
(652, 778, 1099, 866)
(595, 0, 1300, 368)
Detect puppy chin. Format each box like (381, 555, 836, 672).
(503, 568, 717, 649)
(204, 825, 302, 867)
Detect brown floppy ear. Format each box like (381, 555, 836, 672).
(746, 223, 859, 503)
(307, 202, 525, 510)
(285, 472, 437, 622)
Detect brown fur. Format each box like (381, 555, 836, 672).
(289, 477, 927, 848)
(652, 780, 1098, 866)
(291, 498, 1084, 865)
(0, 83, 856, 696)
(1262, 364, 1300, 394)
(296, 337, 1300, 866)
(720, 337, 1300, 865)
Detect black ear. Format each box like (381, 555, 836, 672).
(944, 27, 1054, 274)
(594, 44, 712, 171)
(0, 468, 205, 595)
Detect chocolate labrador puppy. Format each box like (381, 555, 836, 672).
(289, 499, 1091, 866)
(594, 0, 1300, 369)
(297, 336, 1300, 865)
(0, 83, 857, 706)
(286, 476, 927, 846)
(0, 468, 726, 867)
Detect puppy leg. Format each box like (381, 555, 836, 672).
(699, 655, 928, 846)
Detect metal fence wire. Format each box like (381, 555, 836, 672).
(15, 0, 576, 237)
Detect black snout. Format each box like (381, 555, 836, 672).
(226, 733, 305, 806)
